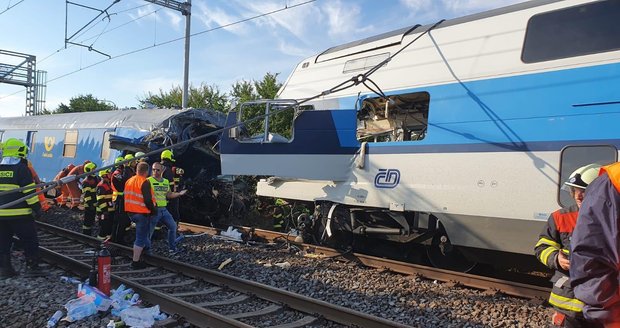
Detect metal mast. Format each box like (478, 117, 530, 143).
(0, 50, 47, 116)
(144, 0, 192, 109)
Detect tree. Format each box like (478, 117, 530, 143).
(140, 83, 228, 111)
(55, 94, 116, 113)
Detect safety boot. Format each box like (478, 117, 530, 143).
(23, 258, 47, 277)
(0, 255, 17, 279)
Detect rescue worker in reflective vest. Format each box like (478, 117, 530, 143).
(96, 168, 114, 240)
(148, 162, 186, 254)
(124, 162, 156, 269)
(53, 163, 75, 206)
(66, 160, 91, 209)
(0, 139, 45, 278)
(571, 163, 620, 327)
(80, 162, 99, 236)
(111, 155, 135, 244)
(160, 150, 183, 223)
(534, 163, 601, 327)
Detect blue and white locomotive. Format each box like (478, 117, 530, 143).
(220, 0, 620, 269)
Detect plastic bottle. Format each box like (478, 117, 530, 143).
(46, 310, 63, 328)
(129, 293, 140, 304)
(60, 276, 82, 284)
(106, 320, 116, 328)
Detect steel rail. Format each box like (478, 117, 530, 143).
(179, 223, 551, 300)
(37, 221, 411, 328)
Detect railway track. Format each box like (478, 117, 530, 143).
(179, 223, 551, 301)
(35, 221, 411, 328)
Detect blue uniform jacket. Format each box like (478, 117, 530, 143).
(570, 171, 620, 324)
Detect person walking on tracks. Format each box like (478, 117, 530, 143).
(148, 162, 186, 254)
(0, 138, 45, 278)
(124, 162, 157, 269)
(534, 164, 602, 327)
(570, 162, 620, 327)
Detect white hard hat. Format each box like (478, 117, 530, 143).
(565, 163, 602, 189)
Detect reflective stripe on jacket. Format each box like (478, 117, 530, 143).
(148, 177, 169, 207)
(534, 204, 584, 316)
(96, 179, 114, 213)
(0, 160, 40, 219)
(124, 175, 155, 214)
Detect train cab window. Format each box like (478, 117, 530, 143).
(357, 92, 429, 142)
(235, 100, 297, 143)
(63, 130, 78, 158)
(101, 131, 111, 160)
(558, 145, 617, 207)
(522, 1, 620, 63)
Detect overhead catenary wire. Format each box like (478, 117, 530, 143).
(47, 0, 317, 83)
(0, 19, 444, 212)
(0, 0, 25, 16)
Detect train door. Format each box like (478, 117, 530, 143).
(26, 131, 37, 154)
(558, 145, 617, 207)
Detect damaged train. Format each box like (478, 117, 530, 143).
(220, 0, 620, 271)
(0, 108, 247, 224)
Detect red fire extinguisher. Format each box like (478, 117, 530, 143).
(97, 243, 112, 296)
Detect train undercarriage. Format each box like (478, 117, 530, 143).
(291, 201, 543, 274)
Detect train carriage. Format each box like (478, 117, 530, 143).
(0, 109, 183, 181)
(220, 0, 620, 269)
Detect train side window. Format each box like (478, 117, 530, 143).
(101, 131, 111, 160)
(558, 145, 617, 207)
(357, 91, 429, 142)
(63, 130, 78, 158)
(236, 100, 297, 143)
(522, 1, 620, 63)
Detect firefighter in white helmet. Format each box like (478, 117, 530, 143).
(534, 163, 602, 327)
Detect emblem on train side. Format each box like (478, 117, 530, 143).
(374, 169, 400, 188)
(44, 137, 55, 152)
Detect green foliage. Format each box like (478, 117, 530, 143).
(137, 72, 292, 138)
(140, 84, 228, 111)
(54, 94, 116, 113)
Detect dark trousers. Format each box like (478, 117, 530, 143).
(0, 217, 39, 260)
(83, 207, 96, 234)
(98, 212, 114, 238)
(111, 196, 130, 244)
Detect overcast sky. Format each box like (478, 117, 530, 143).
(0, 0, 525, 117)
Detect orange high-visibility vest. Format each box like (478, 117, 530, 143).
(124, 175, 155, 214)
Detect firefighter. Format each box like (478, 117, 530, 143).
(81, 162, 99, 235)
(111, 154, 135, 244)
(0, 139, 45, 278)
(53, 163, 75, 206)
(571, 162, 620, 327)
(160, 150, 183, 223)
(96, 168, 114, 240)
(534, 164, 601, 327)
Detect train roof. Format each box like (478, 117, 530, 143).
(0, 108, 184, 131)
(315, 0, 560, 61)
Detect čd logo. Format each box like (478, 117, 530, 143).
(374, 169, 400, 188)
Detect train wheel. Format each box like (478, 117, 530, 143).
(425, 228, 476, 272)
